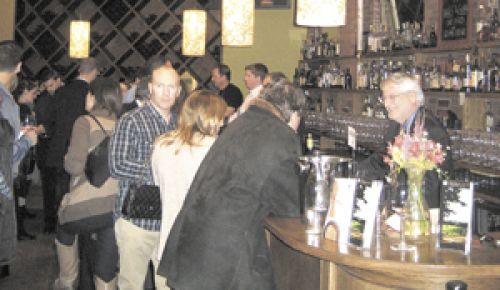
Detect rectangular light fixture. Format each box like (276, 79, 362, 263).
(182, 10, 207, 56)
(222, 0, 254, 46)
(296, 0, 346, 27)
(69, 20, 90, 58)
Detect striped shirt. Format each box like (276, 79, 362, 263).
(109, 101, 177, 231)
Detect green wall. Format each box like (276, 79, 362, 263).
(223, 1, 307, 95)
(222, 1, 340, 95)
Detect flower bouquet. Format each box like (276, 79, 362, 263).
(384, 128, 446, 242)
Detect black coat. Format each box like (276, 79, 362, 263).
(45, 79, 89, 169)
(358, 108, 453, 208)
(157, 105, 301, 290)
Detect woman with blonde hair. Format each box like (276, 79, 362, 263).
(152, 90, 226, 261)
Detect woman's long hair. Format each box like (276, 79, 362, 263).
(156, 90, 226, 150)
(90, 78, 123, 117)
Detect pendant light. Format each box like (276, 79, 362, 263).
(222, 0, 254, 46)
(296, 0, 346, 27)
(69, 20, 90, 58)
(182, 10, 207, 56)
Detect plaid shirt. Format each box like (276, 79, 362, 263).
(109, 102, 176, 231)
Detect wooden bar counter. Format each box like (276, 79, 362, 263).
(265, 217, 500, 290)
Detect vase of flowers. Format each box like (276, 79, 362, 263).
(384, 129, 445, 243)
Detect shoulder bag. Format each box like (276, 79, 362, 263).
(84, 114, 111, 188)
(121, 157, 161, 220)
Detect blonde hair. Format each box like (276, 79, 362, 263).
(156, 90, 226, 149)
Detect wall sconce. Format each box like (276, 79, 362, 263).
(69, 20, 90, 58)
(296, 0, 346, 27)
(182, 10, 206, 56)
(222, 0, 254, 46)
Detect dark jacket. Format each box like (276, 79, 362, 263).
(0, 116, 16, 266)
(158, 105, 301, 290)
(358, 108, 453, 208)
(46, 79, 89, 169)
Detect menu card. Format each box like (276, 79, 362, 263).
(349, 180, 383, 249)
(324, 178, 357, 244)
(439, 180, 474, 255)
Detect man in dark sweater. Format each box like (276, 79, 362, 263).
(45, 58, 98, 212)
(358, 72, 452, 208)
(211, 63, 243, 117)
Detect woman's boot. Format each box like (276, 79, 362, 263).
(54, 239, 79, 290)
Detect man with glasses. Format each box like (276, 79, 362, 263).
(109, 66, 179, 290)
(359, 72, 452, 208)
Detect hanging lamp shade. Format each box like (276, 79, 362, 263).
(296, 0, 346, 27)
(69, 20, 90, 58)
(222, 0, 254, 46)
(182, 10, 207, 56)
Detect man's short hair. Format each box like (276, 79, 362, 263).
(215, 64, 231, 81)
(146, 55, 171, 76)
(78, 57, 98, 74)
(381, 72, 424, 103)
(38, 67, 60, 83)
(0, 41, 22, 72)
(244, 63, 268, 81)
(260, 79, 305, 122)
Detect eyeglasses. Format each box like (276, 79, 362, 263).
(382, 90, 417, 103)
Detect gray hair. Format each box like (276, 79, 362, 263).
(381, 72, 424, 104)
(260, 79, 306, 122)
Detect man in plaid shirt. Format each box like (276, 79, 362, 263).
(109, 66, 180, 290)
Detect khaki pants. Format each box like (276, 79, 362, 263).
(114, 218, 170, 290)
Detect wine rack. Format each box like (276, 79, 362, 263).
(15, 0, 221, 88)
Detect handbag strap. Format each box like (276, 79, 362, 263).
(87, 114, 109, 137)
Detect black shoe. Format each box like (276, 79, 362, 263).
(19, 206, 36, 219)
(0, 265, 9, 279)
(24, 208, 36, 219)
(43, 224, 55, 234)
(17, 229, 36, 241)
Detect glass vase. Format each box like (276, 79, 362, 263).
(403, 169, 431, 243)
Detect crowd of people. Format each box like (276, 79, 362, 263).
(0, 37, 452, 290)
(0, 40, 306, 290)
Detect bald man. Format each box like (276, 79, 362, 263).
(109, 67, 180, 290)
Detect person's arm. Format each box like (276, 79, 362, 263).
(12, 134, 33, 163)
(64, 116, 90, 176)
(263, 157, 301, 218)
(0, 171, 13, 200)
(109, 116, 147, 181)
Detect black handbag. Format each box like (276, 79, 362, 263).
(121, 183, 161, 220)
(84, 115, 111, 188)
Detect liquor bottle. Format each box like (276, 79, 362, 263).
(471, 54, 483, 92)
(367, 24, 377, 53)
(344, 68, 352, 90)
(429, 25, 437, 47)
(462, 53, 472, 93)
(369, 61, 380, 90)
(430, 57, 441, 91)
(491, 9, 499, 41)
(306, 133, 314, 153)
(357, 63, 368, 90)
(422, 63, 431, 91)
